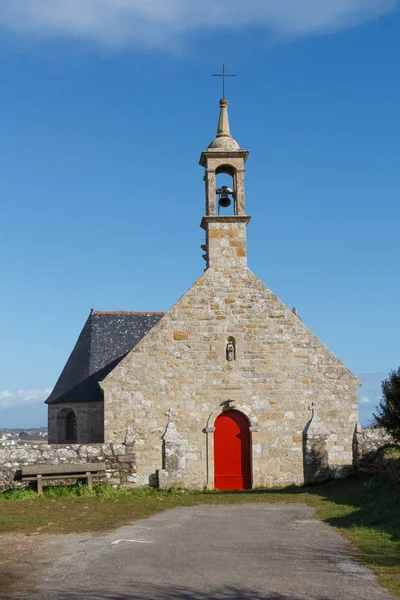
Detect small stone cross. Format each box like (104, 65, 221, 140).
(311, 402, 318, 418)
(164, 408, 175, 421)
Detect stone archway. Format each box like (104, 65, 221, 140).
(56, 408, 77, 443)
(65, 411, 77, 442)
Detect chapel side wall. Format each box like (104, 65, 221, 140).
(48, 406, 57, 443)
(48, 402, 104, 444)
(102, 267, 359, 489)
(88, 402, 104, 443)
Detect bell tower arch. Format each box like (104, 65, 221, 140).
(200, 98, 251, 269)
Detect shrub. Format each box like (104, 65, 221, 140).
(382, 447, 400, 486)
(374, 368, 400, 442)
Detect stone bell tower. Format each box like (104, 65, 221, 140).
(200, 98, 250, 269)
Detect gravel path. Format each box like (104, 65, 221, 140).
(28, 504, 395, 600)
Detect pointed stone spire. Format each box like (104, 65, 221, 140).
(216, 99, 231, 138)
(207, 99, 240, 151)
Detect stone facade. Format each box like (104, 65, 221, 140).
(97, 98, 360, 490)
(101, 264, 359, 489)
(0, 436, 135, 492)
(40, 96, 361, 491)
(48, 402, 104, 444)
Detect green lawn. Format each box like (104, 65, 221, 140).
(1, 476, 399, 597)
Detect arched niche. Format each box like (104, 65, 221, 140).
(216, 164, 237, 177)
(226, 336, 236, 361)
(215, 164, 237, 215)
(56, 408, 78, 443)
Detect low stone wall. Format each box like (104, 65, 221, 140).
(1, 424, 396, 492)
(353, 425, 394, 475)
(0, 439, 136, 492)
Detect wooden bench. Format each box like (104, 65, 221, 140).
(21, 462, 106, 495)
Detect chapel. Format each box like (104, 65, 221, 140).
(46, 97, 359, 490)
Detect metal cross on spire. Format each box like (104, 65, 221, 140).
(212, 63, 237, 99)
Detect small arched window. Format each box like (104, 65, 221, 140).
(216, 165, 236, 216)
(65, 411, 77, 443)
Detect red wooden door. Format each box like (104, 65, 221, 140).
(214, 410, 251, 491)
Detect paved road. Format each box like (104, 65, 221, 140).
(30, 504, 395, 600)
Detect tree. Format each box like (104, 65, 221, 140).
(374, 368, 400, 442)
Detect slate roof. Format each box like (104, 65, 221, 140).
(46, 310, 165, 405)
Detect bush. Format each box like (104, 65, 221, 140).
(382, 447, 400, 486)
(374, 368, 400, 442)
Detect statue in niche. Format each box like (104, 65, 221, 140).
(226, 340, 235, 362)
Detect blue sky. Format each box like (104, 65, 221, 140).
(0, 1, 399, 428)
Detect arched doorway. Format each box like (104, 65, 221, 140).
(56, 408, 78, 443)
(65, 411, 77, 443)
(214, 410, 251, 490)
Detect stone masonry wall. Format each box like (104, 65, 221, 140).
(101, 264, 359, 489)
(353, 424, 394, 474)
(48, 402, 104, 444)
(202, 217, 250, 269)
(0, 438, 135, 492)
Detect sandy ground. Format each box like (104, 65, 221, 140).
(0, 531, 87, 599)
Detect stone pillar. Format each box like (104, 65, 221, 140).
(159, 421, 186, 489)
(205, 169, 216, 216)
(303, 404, 330, 483)
(204, 426, 216, 490)
(111, 425, 137, 487)
(234, 169, 246, 215)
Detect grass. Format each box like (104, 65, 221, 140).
(1, 476, 399, 597)
(385, 447, 400, 457)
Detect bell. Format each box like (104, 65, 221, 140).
(218, 191, 231, 208)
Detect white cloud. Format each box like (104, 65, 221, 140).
(0, 388, 52, 409)
(0, 0, 397, 48)
(359, 395, 371, 404)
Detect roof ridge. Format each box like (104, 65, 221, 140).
(88, 308, 95, 376)
(92, 310, 166, 315)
